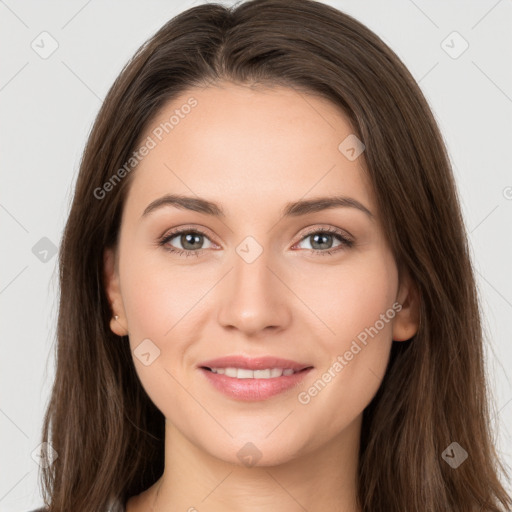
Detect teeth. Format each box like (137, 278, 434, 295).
(209, 367, 298, 378)
(270, 368, 283, 378)
(225, 367, 238, 378)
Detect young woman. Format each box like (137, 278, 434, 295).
(34, 0, 511, 510)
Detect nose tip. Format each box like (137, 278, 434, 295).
(224, 310, 281, 337)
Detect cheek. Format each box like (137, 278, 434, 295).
(293, 251, 398, 422)
(292, 249, 398, 345)
(118, 251, 201, 418)
(119, 242, 204, 341)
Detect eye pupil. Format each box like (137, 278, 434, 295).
(311, 233, 333, 250)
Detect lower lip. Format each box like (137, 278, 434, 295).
(199, 367, 313, 401)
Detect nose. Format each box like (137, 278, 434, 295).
(216, 249, 292, 337)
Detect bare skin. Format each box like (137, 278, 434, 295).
(104, 82, 419, 512)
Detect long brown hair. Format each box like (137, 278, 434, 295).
(40, 1, 511, 510)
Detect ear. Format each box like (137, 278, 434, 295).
(392, 270, 420, 342)
(103, 247, 128, 336)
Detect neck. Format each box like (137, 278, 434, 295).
(139, 416, 362, 512)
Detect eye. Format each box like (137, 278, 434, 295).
(158, 227, 215, 257)
(294, 226, 354, 255)
(158, 225, 354, 258)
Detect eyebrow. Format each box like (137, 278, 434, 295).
(141, 193, 373, 219)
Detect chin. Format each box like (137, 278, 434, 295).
(201, 432, 310, 468)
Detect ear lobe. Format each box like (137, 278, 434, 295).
(392, 272, 420, 342)
(103, 247, 127, 336)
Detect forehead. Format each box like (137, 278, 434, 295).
(124, 82, 374, 220)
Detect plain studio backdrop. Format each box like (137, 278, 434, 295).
(0, 0, 511, 510)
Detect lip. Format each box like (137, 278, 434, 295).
(198, 355, 313, 401)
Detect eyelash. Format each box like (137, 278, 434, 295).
(157, 225, 354, 258)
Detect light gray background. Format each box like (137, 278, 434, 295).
(1, 0, 511, 510)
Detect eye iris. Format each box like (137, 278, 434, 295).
(181, 232, 203, 250)
(311, 233, 333, 250)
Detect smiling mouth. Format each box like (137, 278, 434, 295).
(201, 367, 312, 379)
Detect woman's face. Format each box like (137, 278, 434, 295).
(105, 82, 418, 466)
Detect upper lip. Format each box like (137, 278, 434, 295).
(199, 355, 313, 372)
